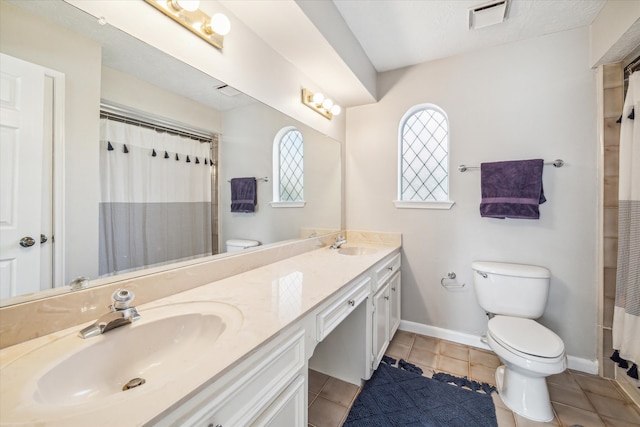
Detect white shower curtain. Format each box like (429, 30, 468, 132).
(98, 118, 212, 276)
(613, 72, 640, 369)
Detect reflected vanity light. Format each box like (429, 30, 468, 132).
(301, 88, 341, 120)
(145, 0, 230, 49)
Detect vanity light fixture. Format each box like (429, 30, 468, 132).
(144, 0, 231, 49)
(301, 88, 341, 120)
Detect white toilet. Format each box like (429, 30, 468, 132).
(472, 261, 567, 422)
(226, 239, 260, 252)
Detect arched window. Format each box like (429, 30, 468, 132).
(272, 126, 305, 207)
(395, 104, 454, 209)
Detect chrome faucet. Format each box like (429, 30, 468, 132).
(330, 234, 347, 249)
(78, 289, 141, 339)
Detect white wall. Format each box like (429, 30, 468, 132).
(220, 102, 341, 248)
(67, 0, 346, 143)
(590, 0, 640, 66)
(1, 2, 227, 286)
(0, 1, 101, 285)
(346, 27, 599, 362)
(101, 67, 223, 134)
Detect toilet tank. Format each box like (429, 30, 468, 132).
(472, 261, 551, 318)
(226, 239, 260, 252)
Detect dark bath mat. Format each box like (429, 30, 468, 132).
(344, 362, 497, 426)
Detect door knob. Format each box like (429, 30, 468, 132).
(19, 236, 36, 247)
(40, 234, 48, 244)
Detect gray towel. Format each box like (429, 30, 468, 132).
(480, 159, 546, 219)
(230, 177, 257, 213)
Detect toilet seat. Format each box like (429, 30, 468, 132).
(488, 315, 564, 360)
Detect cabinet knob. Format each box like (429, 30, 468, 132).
(348, 299, 355, 306)
(387, 266, 393, 271)
(392, 287, 396, 291)
(384, 296, 389, 300)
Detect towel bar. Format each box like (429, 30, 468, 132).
(227, 177, 269, 183)
(458, 159, 564, 173)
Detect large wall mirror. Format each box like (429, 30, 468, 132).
(0, 0, 341, 306)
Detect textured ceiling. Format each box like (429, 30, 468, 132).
(333, 0, 607, 72)
(8, 0, 614, 111)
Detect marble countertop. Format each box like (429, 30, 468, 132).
(0, 240, 400, 426)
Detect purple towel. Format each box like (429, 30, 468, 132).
(230, 177, 257, 213)
(480, 159, 546, 219)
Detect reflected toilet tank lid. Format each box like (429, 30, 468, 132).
(226, 239, 260, 247)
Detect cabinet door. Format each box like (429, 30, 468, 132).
(159, 329, 305, 427)
(372, 284, 390, 369)
(252, 376, 305, 427)
(388, 272, 401, 338)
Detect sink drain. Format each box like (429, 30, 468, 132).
(122, 377, 146, 391)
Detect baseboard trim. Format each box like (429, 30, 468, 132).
(399, 320, 599, 375)
(567, 355, 599, 374)
(399, 320, 491, 351)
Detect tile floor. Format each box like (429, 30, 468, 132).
(307, 330, 640, 427)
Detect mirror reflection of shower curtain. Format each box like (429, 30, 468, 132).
(98, 118, 212, 276)
(612, 71, 640, 375)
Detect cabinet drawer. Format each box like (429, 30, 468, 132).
(374, 253, 401, 289)
(317, 275, 370, 341)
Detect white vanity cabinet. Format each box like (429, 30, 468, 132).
(310, 249, 402, 383)
(154, 246, 402, 427)
(155, 328, 306, 427)
(0, 238, 404, 427)
(371, 253, 402, 370)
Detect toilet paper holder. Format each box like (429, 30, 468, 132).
(440, 272, 465, 289)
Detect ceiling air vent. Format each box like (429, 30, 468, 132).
(216, 84, 241, 97)
(468, 0, 510, 30)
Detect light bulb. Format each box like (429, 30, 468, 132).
(171, 0, 200, 12)
(209, 13, 231, 36)
(312, 92, 324, 105)
(322, 98, 334, 110)
(330, 105, 341, 116)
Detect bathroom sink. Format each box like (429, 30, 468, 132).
(0, 301, 243, 423)
(337, 246, 379, 256)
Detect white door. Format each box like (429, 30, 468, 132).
(0, 53, 46, 298)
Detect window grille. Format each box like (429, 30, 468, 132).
(399, 104, 450, 203)
(273, 127, 304, 204)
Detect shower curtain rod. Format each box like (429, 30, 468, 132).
(625, 55, 640, 75)
(100, 100, 215, 143)
(458, 159, 564, 172)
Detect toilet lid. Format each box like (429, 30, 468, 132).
(488, 316, 564, 358)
